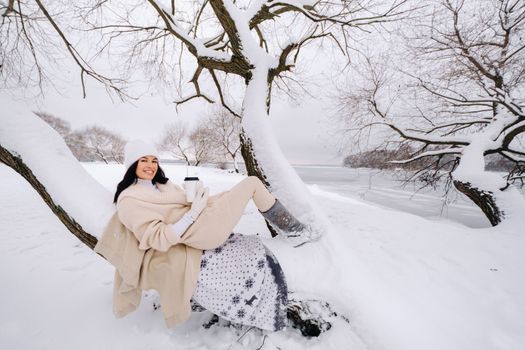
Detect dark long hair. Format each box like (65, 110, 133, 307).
(113, 161, 169, 203)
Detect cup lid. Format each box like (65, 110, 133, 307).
(184, 176, 199, 181)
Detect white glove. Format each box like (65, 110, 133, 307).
(170, 212, 195, 238)
(187, 181, 209, 221)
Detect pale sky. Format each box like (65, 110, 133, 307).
(2, 78, 345, 166)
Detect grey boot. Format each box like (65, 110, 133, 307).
(260, 199, 306, 237)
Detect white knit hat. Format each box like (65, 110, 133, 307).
(124, 140, 159, 170)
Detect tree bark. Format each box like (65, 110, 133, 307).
(239, 131, 269, 186)
(453, 180, 503, 226)
(239, 131, 278, 237)
(0, 144, 98, 249)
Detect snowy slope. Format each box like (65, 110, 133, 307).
(0, 163, 523, 350)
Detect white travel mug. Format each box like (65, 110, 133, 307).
(184, 177, 199, 202)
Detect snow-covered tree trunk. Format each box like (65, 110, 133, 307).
(451, 111, 525, 226)
(453, 181, 502, 226)
(239, 65, 273, 186)
(0, 111, 116, 248)
(240, 64, 327, 235)
(0, 143, 98, 248)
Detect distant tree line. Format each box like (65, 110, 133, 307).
(344, 146, 521, 192)
(343, 145, 434, 171)
(344, 147, 516, 172)
(157, 108, 242, 173)
(35, 112, 126, 164)
(35, 109, 242, 172)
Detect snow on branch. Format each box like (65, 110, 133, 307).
(389, 148, 462, 164)
(145, 0, 255, 112)
(509, 175, 525, 182)
(499, 119, 525, 148)
(209, 0, 253, 61)
(418, 82, 496, 108)
(147, 0, 231, 63)
(416, 119, 492, 134)
(505, 147, 525, 157)
(382, 121, 471, 146)
(502, 147, 525, 162)
(248, 0, 411, 30)
(494, 91, 525, 117)
(247, 0, 316, 27)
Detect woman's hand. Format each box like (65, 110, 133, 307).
(187, 182, 209, 221)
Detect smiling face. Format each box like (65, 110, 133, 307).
(135, 155, 158, 180)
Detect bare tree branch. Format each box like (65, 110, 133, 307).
(33, 0, 128, 99)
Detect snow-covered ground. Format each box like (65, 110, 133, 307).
(1, 163, 524, 350)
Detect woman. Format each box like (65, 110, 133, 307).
(95, 140, 309, 332)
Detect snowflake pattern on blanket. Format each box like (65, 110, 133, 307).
(192, 233, 288, 331)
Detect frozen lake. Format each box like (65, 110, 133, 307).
(292, 165, 490, 228)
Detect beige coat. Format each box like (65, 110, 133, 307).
(94, 180, 245, 327)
